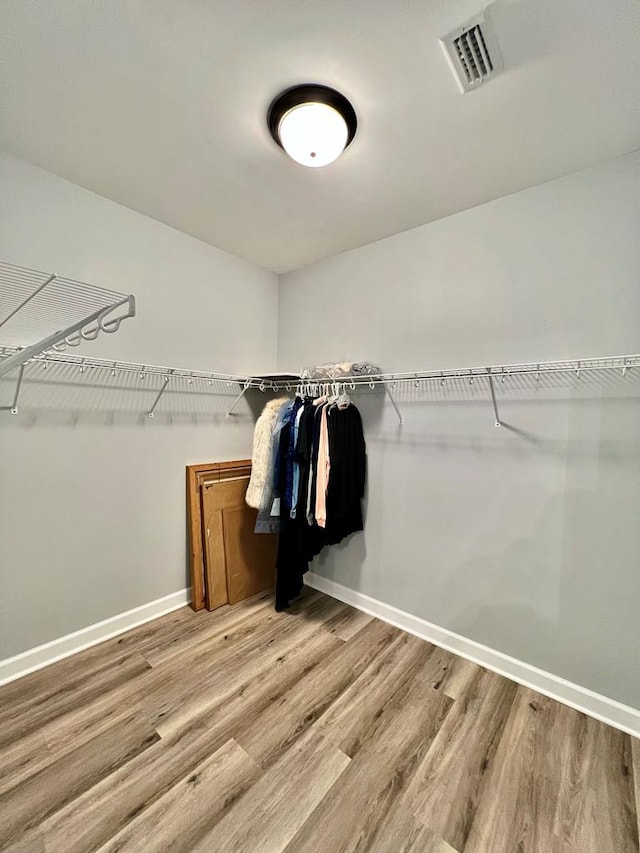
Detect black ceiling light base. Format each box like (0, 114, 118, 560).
(267, 84, 357, 150)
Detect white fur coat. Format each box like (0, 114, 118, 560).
(245, 398, 290, 510)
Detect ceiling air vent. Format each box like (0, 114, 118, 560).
(440, 13, 503, 93)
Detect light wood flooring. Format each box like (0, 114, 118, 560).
(1, 589, 638, 853)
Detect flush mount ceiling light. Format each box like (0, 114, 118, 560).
(268, 84, 357, 168)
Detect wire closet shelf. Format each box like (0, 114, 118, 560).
(0, 259, 136, 373)
(270, 355, 640, 426)
(2, 346, 638, 423)
(0, 260, 137, 413)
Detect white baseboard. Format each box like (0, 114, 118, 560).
(0, 588, 190, 685)
(305, 573, 640, 739)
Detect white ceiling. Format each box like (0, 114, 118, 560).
(1, 0, 639, 274)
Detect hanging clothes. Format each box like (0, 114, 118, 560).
(245, 397, 291, 511)
(324, 403, 366, 544)
(247, 390, 367, 611)
(276, 395, 366, 610)
(315, 404, 331, 528)
(253, 398, 294, 533)
(305, 401, 325, 526)
(290, 405, 305, 519)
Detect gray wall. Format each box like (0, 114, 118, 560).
(278, 151, 640, 709)
(0, 152, 279, 659)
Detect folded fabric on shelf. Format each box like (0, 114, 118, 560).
(300, 361, 381, 380)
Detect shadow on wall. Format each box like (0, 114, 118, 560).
(0, 358, 297, 426)
(351, 368, 637, 432)
(1, 410, 255, 428)
(0, 368, 272, 427)
(314, 530, 367, 594)
(312, 432, 379, 593)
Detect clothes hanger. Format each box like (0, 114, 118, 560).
(336, 380, 351, 409)
(314, 382, 329, 405)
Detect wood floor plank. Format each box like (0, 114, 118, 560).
(574, 720, 638, 852)
(462, 686, 568, 853)
(460, 688, 639, 853)
(233, 618, 402, 768)
(322, 606, 374, 641)
(417, 644, 453, 691)
(143, 598, 293, 674)
(417, 643, 480, 700)
(147, 596, 348, 735)
(111, 604, 206, 656)
(0, 652, 151, 748)
(41, 631, 343, 853)
(314, 632, 434, 757)
(402, 667, 517, 851)
(92, 739, 260, 853)
(2, 835, 46, 853)
(0, 712, 158, 849)
(0, 732, 51, 796)
(43, 694, 143, 753)
(439, 656, 481, 700)
(545, 702, 638, 853)
(28, 594, 344, 762)
(191, 730, 350, 853)
(141, 592, 275, 667)
(0, 701, 151, 799)
(34, 604, 279, 756)
(367, 806, 458, 853)
(0, 608, 197, 711)
(150, 591, 343, 687)
(154, 622, 344, 739)
(283, 678, 453, 853)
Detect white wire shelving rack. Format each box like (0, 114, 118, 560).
(0, 260, 136, 413)
(272, 355, 640, 426)
(2, 345, 638, 423)
(0, 349, 298, 417)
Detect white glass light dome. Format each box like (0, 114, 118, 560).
(278, 102, 349, 168)
(268, 85, 357, 169)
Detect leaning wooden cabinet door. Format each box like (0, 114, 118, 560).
(187, 461, 276, 611)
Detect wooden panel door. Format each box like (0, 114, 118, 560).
(223, 504, 277, 604)
(201, 476, 277, 609)
(187, 460, 252, 611)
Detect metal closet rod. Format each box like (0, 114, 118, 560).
(2, 350, 638, 421)
(272, 353, 640, 388)
(274, 354, 640, 427)
(7, 351, 260, 385)
(0, 350, 275, 417)
(8, 349, 639, 386)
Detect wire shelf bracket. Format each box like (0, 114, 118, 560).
(226, 383, 250, 418)
(385, 384, 404, 425)
(147, 371, 174, 418)
(0, 260, 136, 382)
(487, 368, 501, 427)
(0, 363, 25, 415)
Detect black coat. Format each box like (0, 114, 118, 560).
(275, 400, 366, 610)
